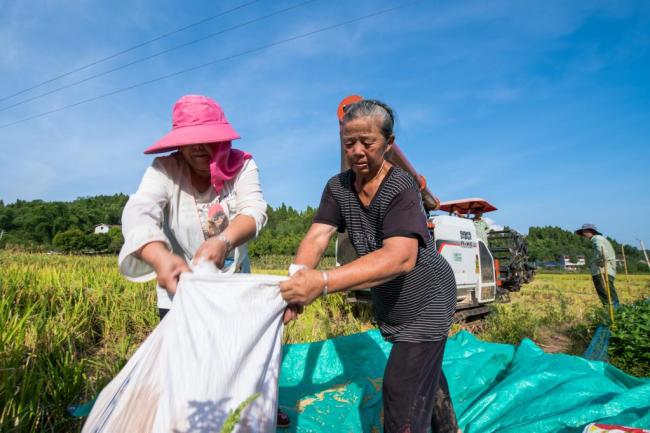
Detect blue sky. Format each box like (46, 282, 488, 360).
(0, 0, 648, 245)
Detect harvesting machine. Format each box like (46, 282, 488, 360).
(336, 96, 536, 322)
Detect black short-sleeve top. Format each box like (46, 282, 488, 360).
(314, 166, 457, 342)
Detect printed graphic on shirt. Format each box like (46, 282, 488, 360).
(206, 203, 230, 237)
(196, 201, 230, 240)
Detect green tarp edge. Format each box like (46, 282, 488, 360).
(278, 330, 650, 432)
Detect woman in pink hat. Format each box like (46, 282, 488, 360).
(117, 95, 291, 427)
(118, 94, 266, 310)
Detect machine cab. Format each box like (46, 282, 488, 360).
(431, 198, 499, 305)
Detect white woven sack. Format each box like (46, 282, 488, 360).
(82, 268, 287, 433)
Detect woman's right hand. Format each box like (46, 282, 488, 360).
(279, 269, 326, 305)
(153, 253, 192, 295)
(139, 242, 191, 295)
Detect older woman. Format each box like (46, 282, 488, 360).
(280, 100, 459, 432)
(118, 94, 291, 428)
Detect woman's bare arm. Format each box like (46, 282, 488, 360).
(330, 236, 418, 291)
(293, 223, 338, 269)
(280, 236, 419, 305)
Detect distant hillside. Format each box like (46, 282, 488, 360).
(0, 195, 128, 252)
(0, 197, 647, 271)
(526, 226, 648, 273)
(0, 197, 329, 256)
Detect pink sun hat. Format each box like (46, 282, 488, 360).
(144, 94, 240, 154)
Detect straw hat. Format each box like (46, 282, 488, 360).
(575, 223, 601, 236)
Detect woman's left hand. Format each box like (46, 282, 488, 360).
(279, 269, 326, 305)
(282, 304, 304, 324)
(194, 237, 229, 268)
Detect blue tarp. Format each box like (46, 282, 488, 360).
(278, 330, 650, 432)
(583, 324, 611, 361)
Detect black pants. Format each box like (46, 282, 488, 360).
(591, 275, 619, 307)
(158, 308, 169, 321)
(383, 338, 459, 433)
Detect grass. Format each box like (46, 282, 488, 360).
(250, 255, 336, 270)
(608, 300, 650, 377)
(1, 252, 649, 432)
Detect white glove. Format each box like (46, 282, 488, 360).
(288, 263, 308, 277)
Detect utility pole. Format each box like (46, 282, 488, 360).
(621, 245, 630, 291)
(640, 239, 650, 270)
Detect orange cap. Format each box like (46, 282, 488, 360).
(337, 95, 364, 122)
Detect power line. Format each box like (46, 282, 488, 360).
(0, 0, 316, 113)
(0, 1, 420, 130)
(0, 0, 259, 103)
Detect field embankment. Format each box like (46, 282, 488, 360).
(479, 273, 649, 355)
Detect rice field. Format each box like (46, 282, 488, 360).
(1, 253, 157, 432)
(1, 252, 649, 432)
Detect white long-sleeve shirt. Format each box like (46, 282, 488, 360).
(118, 152, 267, 309)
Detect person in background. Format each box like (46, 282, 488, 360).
(575, 223, 620, 308)
(280, 99, 460, 433)
(117, 94, 290, 429)
(472, 210, 490, 246)
(448, 207, 463, 218)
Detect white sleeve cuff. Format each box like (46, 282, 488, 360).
(238, 208, 268, 237)
(118, 225, 171, 281)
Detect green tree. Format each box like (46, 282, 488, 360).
(107, 227, 124, 254)
(53, 228, 88, 252)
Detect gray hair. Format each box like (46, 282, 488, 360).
(341, 99, 395, 140)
